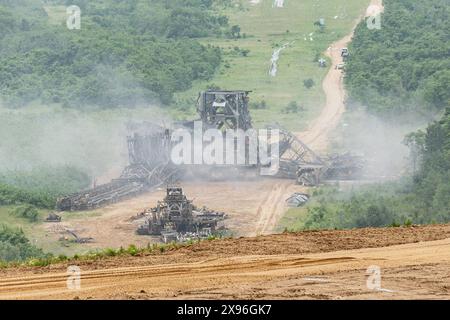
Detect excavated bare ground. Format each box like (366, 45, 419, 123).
(0, 224, 449, 300)
(2, 223, 450, 275)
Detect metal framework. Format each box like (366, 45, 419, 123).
(136, 187, 226, 241)
(197, 90, 253, 130)
(56, 91, 366, 211)
(56, 127, 180, 211)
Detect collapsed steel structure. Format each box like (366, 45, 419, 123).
(274, 126, 326, 183)
(57, 90, 364, 211)
(136, 187, 226, 242)
(271, 127, 363, 186)
(197, 90, 253, 131)
(56, 126, 180, 211)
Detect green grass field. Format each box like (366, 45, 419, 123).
(0, 205, 102, 256)
(40, 0, 370, 131)
(277, 185, 343, 232)
(173, 0, 370, 131)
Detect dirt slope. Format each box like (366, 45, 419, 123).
(1, 224, 449, 299)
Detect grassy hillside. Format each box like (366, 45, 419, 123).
(345, 0, 450, 116)
(174, 0, 370, 130)
(1, 0, 370, 128)
(0, 205, 103, 258)
(278, 0, 450, 232)
(0, 0, 227, 108)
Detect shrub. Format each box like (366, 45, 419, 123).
(10, 205, 39, 222)
(250, 100, 267, 110)
(0, 225, 47, 262)
(127, 244, 139, 256)
(303, 78, 315, 89)
(104, 248, 117, 257)
(404, 219, 413, 227)
(282, 101, 303, 114)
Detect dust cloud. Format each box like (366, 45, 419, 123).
(332, 108, 430, 180)
(0, 104, 169, 181)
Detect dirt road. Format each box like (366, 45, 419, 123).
(297, 34, 349, 151)
(1, 224, 449, 299)
(298, 0, 384, 151)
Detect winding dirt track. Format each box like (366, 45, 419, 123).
(1, 224, 450, 299)
(297, 33, 348, 151)
(298, 0, 384, 151)
(254, 182, 290, 235)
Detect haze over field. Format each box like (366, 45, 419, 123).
(0, 0, 448, 302)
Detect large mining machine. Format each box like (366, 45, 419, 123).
(56, 125, 180, 211)
(197, 90, 253, 131)
(136, 187, 226, 241)
(56, 90, 365, 211)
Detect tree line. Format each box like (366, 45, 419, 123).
(298, 108, 450, 230)
(0, 0, 233, 108)
(345, 0, 450, 115)
(294, 0, 450, 231)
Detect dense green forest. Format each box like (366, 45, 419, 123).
(0, 0, 231, 107)
(0, 166, 90, 208)
(295, 108, 450, 230)
(291, 0, 450, 231)
(345, 0, 450, 115)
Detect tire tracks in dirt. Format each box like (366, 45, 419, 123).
(254, 182, 289, 235)
(297, 0, 384, 152)
(1, 237, 449, 299)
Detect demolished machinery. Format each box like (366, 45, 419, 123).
(56, 125, 180, 211)
(45, 212, 61, 222)
(197, 90, 253, 131)
(195, 91, 363, 185)
(136, 187, 226, 242)
(56, 90, 364, 211)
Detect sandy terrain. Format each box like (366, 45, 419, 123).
(1, 224, 449, 299)
(49, 178, 303, 250)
